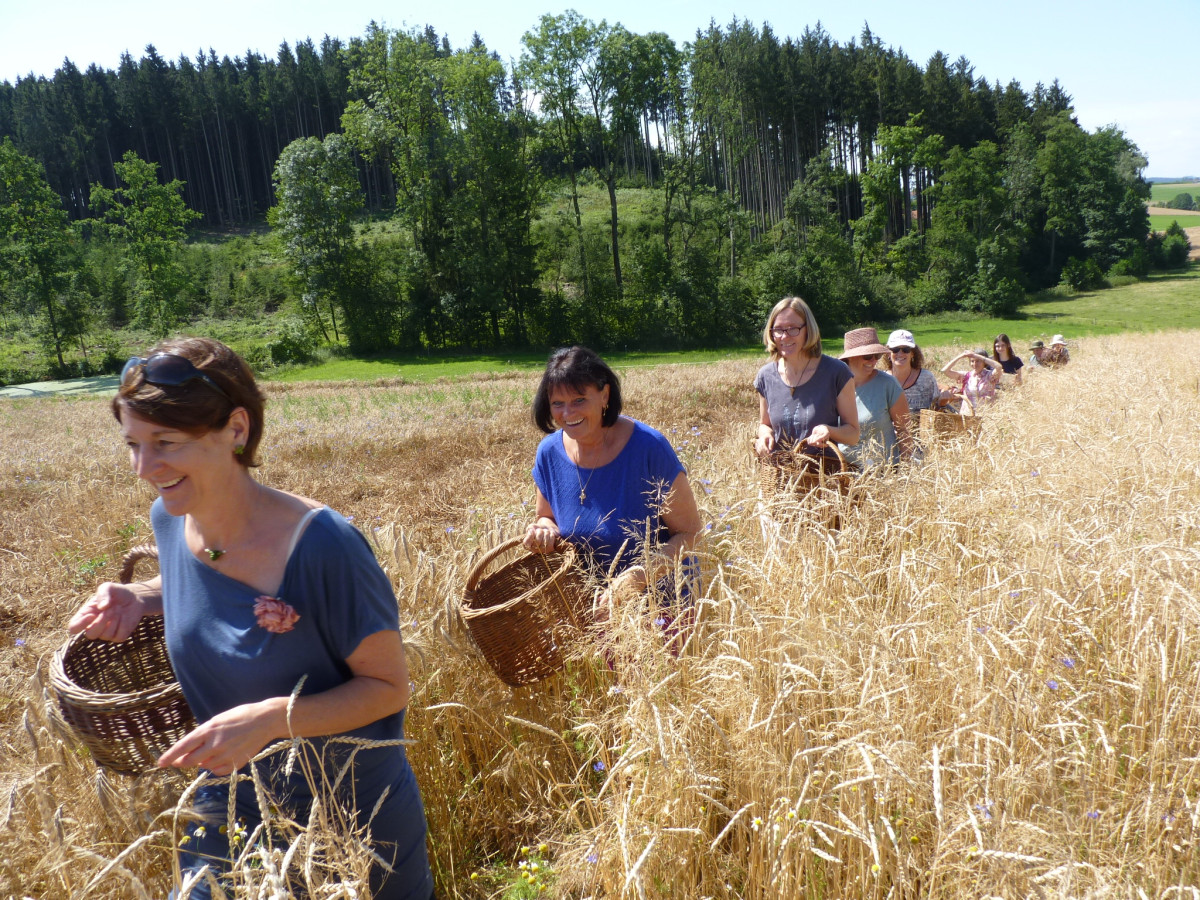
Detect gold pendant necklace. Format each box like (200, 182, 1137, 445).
(575, 464, 595, 503)
(570, 429, 608, 503)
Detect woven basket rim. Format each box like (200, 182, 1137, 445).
(462, 537, 579, 617)
(50, 614, 183, 707)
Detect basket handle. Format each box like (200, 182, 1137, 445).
(821, 441, 849, 474)
(464, 536, 573, 593)
(117, 544, 160, 585)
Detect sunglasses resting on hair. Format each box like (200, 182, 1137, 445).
(121, 354, 233, 403)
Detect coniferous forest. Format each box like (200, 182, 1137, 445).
(0, 15, 1183, 382)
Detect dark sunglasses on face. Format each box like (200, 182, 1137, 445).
(121, 354, 233, 403)
(859, 354, 882, 362)
(890, 347, 912, 354)
(771, 325, 805, 338)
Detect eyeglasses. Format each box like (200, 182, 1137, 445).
(121, 354, 232, 403)
(889, 347, 912, 355)
(770, 325, 805, 338)
(858, 354, 882, 362)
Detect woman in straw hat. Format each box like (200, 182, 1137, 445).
(68, 338, 433, 900)
(838, 327, 913, 469)
(753, 296, 859, 458)
(942, 348, 1004, 411)
(524, 345, 702, 612)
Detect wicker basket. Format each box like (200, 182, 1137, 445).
(461, 537, 589, 687)
(50, 545, 195, 776)
(757, 443, 851, 499)
(918, 408, 982, 444)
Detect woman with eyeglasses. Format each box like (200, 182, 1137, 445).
(837, 327, 913, 469)
(67, 338, 434, 900)
(754, 296, 859, 458)
(881, 329, 948, 415)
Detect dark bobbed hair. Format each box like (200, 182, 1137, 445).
(763, 296, 822, 361)
(531, 346, 623, 434)
(881, 344, 925, 372)
(993, 333, 1015, 361)
(112, 337, 266, 467)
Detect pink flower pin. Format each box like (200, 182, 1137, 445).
(254, 596, 301, 634)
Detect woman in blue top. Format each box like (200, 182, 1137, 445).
(523, 346, 702, 607)
(68, 338, 433, 900)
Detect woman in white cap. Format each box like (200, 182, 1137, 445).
(754, 296, 860, 457)
(942, 348, 1003, 411)
(881, 329, 946, 415)
(838, 327, 912, 469)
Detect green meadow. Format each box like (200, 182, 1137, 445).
(1149, 180, 1200, 205)
(1149, 212, 1200, 232)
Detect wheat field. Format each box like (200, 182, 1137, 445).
(2, 333, 1200, 899)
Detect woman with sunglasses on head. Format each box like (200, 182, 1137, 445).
(992, 333, 1024, 386)
(837, 327, 913, 469)
(67, 338, 434, 900)
(881, 329, 949, 415)
(754, 296, 859, 459)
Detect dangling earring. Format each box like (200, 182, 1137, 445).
(233, 445, 245, 456)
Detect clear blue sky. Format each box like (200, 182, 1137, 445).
(3, 0, 1196, 177)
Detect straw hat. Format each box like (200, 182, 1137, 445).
(840, 327, 890, 359)
(886, 329, 916, 349)
(1050, 334, 1066, 347)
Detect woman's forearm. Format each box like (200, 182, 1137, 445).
(826, 422, 860, 445)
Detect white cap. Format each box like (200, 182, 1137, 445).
(887, 329, 916, 349)
(1050, 334, 1066, 347)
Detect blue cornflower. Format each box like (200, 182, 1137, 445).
(15, 638, 26, 647)
(653, 617, 667, 628)
(1046, 679, 1059, 691)
(593, 760, 606, 772)
(586, 852, 599, 864)
(1062, 657, 1075, 669)
(1086, 810, 1100, 820)
(445, 526, 455, 533)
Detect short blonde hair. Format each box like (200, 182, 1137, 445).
(763, 296, 822, 361)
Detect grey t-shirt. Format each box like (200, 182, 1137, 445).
(755, 355, 853, 447)
(898, 367, 940, 415)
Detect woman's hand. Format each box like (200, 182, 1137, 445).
(67, 582, 155, 642)
(754, 429, 776, 456)
(599, 565, 649, 608)
(524, 519, 561, 554)
(805, 424, 832, 448)
(158, 699, 283, 776)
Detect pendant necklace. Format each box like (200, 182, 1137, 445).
(570, 430, 607, 503)
(204, 547, 226, 561)
(575, 464, 596, 503)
